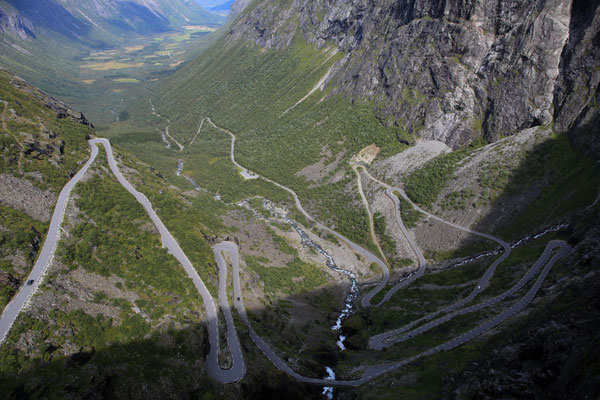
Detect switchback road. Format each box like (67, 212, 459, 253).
(0, 133, 574, 388)
(0, 139, 244, 383)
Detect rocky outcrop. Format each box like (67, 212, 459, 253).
(0, 4, 34, 40)
(6, 71, 94, 129)
(229, 0, 599, 153)
(451, 301, 600, 399)
(553, 0, 600, 156)
(0, 271, 19, 288)
(0, 174, 57, 222)
(450, 265, 600, 399)
(43, 96, 93, 127)
(229, 0, 253, 21)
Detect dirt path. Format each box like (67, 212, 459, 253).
(351, 164, 389, 265)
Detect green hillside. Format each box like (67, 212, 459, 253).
(0, 68, 246, 398)
(107, 36, 411, 250)
(0, 69, 92, 311)
(0, 0, 599, 398)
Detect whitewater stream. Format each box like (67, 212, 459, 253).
(262, 199, 358, 399)
(448, 221, 570, 269)
(176, 160, 202, 191)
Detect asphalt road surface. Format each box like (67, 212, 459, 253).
(0, 142, 99, 344)
(0, 134, 574, 388)
(0, 139, 244, 383)
(206, 118, 391, 308)
(205, 120, 573, 385)
(368, 187, 512, 349)
(211, 239, 571, 386)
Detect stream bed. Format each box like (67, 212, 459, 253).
(262, 199, 358, 399)
(448, 221, 571, 269)
(176, 160, 202, 191)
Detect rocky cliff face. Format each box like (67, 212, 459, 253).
(0, 3, 34, 40)
(553, 0, 600, 157)
(229, 0, 599, 152)
(228, 0, 253, 21)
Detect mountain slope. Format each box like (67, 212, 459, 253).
(225, 0, 599, 149)
(0, 68, 245, 398)
(109, 0, 595, 246)
(1, 0, 599, 398)
(211, 0, 235, 11)
(115, 4, 600, 394)
(143, 0, 599, 155)
(2, 0, 222, 41)
(0, 69, 346, 399)
(0, 0, 225, 108)
(0, 68, 92, 312)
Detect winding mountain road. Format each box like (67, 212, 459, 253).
(375, 188, 428, 305)
(165, 124, 185, 151)
(0, 139, 244, 383)
(367, 186, 513, 348)
(149, 99, 184, 151)
(0, 142, 99, 345)
(205, 118, 391, 307)
(204, 120, 572, 384)
(211, 239, 571, 386)
(0, 130, 574, 388)
(94, 139, 243, 383)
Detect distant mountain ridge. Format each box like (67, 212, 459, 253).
(0, 0, 225, 121)
(210, 0, 235, 11)
(0, 2, 35, 40)
(0, 0, 223, 45)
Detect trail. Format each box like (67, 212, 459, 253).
(204, 118, 389, 307)
(586, 188, 600, 210)
(279, 55, 337, 117)
(165, 124, 184, 151)
(351, 164, 390, 267)
(217, 239, 571, 386)
(357, 167, 513, 348)
(149, 99, 184, 151)
(189, 117, 207, 146)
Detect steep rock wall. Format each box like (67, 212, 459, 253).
(229, 0, 598, 153)
(0, 3, 35, 40)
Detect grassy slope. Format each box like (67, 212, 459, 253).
(401, 129, 600, 239)
(100, 22, 600, 398)
(110, 33, 408, 250)
(0, 69, 92, 311)
(0, 70, 92, 187)
(0, 157, 218, 399)
(2, 9, 595, 397)
(0, 69, 249, 398)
